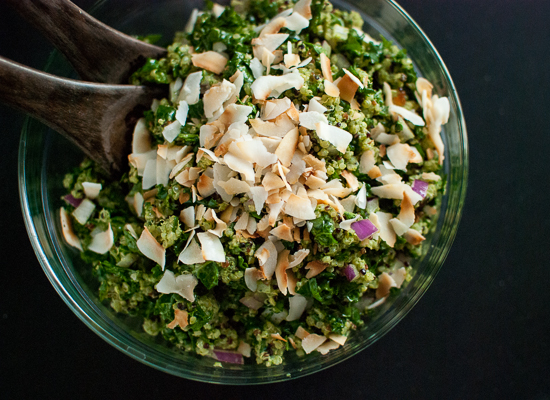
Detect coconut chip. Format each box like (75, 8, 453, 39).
(376, 272, 397, 299)
(270, 223, 294, 242)
(255, 240, 278, 279)
(137, 227, 165, 268)
(197, 232, 226, 262)
(374, 212, 396, 248)
(167, 309, 189, 330)
(301, 334, 327, 354)
(305, 260, 327, 279)
(315, 122, 352, 153)
(341, 170, 360, 192)
(192, 51, 228, 75)
(82, 182, 102, 199)
(285, 193, 316, 220)
(178, 238, 205, 265)
(286, 294, 308, 321)
(251, 70, 304, 100)
(324, 79, 340, 97)
(404, 228, 426, 245)
(320, 53, 332, 82)
(275, 249, 290, 295)
(156, 269, 198, 302)
(60, 207, 82, 250)
(72, 198, 96, 225)
(275, 127, 299, 167)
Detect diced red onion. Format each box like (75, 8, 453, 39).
(239, 296, 263, 310)
(344, 265, 357, 282)
(64, 194, 82, 208)
(412, 180, 429, 198)
(351, 219, 378, 240)
(213, 349, 244, 365)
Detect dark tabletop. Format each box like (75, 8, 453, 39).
(1, 1, 549, 399)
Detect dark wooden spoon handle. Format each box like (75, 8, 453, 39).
(5, 0, 166, 84)
(0, 56, 164, 172)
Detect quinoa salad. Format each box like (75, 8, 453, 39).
(59, 0, 450, 366)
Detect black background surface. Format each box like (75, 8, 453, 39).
(1, 1, 549, 399)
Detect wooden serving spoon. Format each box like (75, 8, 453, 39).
(6, 0, 167, 84)
(0, 56, 166, 173)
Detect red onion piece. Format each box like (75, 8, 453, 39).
(351, 219, 378, 240)
(412, 180, 429, 198)
(344, 265, 357, 282)
(213, 349, 244, 365)
(64, 194, 82, 208)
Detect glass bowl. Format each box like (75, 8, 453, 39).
(18, 0, 468, 384)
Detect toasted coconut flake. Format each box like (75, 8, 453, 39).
(286, 294, 308, 321)
(179, 206, 195, 229)
(249, 186, 269, 214)
(252, 33, 289, 54)
(72, 198, 96, 225)
(275, 127, 299, 167)
(132, 118, 151, 154)
(316, 340, 340, 355)
(305, 260, 327, 279)
(223, 153, 255, 182)
(203, 79, 235, 118)
(302, 154, 326, 172)
(234, 212, 250, 231)
(82, 182, 102, 200)
(321, 179, 352, 198)
(387, 143, 416, 171)
(353, 185, 367, 211)
(284, 53, 301, 68)
(315, 122, 352, 153)
(337, 74, 359, 103)
(167, 309, 189, 330)
(234, 139, 278, 168)
(329, 333, 347, 346)
(324, 79, 340, 97)
(305, 175, 325, 190)
(376, 272, 397, 299)
(199, 125, 219, 149)
(262, 98, 292, 120)
(340, 195, 356, 213)
(192, 51, 228, 75)
(178, 71, 202, 105)
(285, 194, 316, 220)
(389, 218, 408, 236)
(86, 224, 114, 256)
(251, 114, 296, 138)
(368, 166, 382, 179)
(175, 100, 189, 126)
(195, 174, 214, 198)
(271, 223, 294, 242)
(162, 120, 182, 143)
(260, 16, 287, 36)
(217, 178, 250, 196)
(60, 207, 82, 250)
(247, 216, 258, 235)
(422, 172, 441, 182)
(359, 149, 376, 175)
(262, 171, 286, 191)
(293, 0, 312, 19)
(399, 191, 415, 227)
(156, 270, 198, 302)
(342, 68, 364, 89)
(371, 183, 422, 205)
(129, 150, 156, 176)
(133, 192, 144, 216)
(308, 98, 327, 114)
(218, 104, 253, 126)
(268, 201, 285, 226)
(320, 53, 332, 82)
(299, 111, 328, 130)
(275, 249, 290, 295)
(238, 341, 252, 357)
(390, 104, 425, 126)
(295, 326, 310, 340)
(404, 228, 426, 245)
(288, 249, 309, 269)
(271, 333, 287, 342)
(244, 268, 263, 292)
(416, 77, 433, 99)
(137, 227, 165, 268)
(374, 211, 396, 248)
(341, 170, 360, 192)
(255, 240, 278, 279)
(251, 70, 304, 100)
(197, 232, 225, 262)
(285, 11, 309, 33)
(339, 215, 360, 232)
(209, 211, 228, 237)
(178, 238, 205, 265)
(301, 333, 327, 354)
